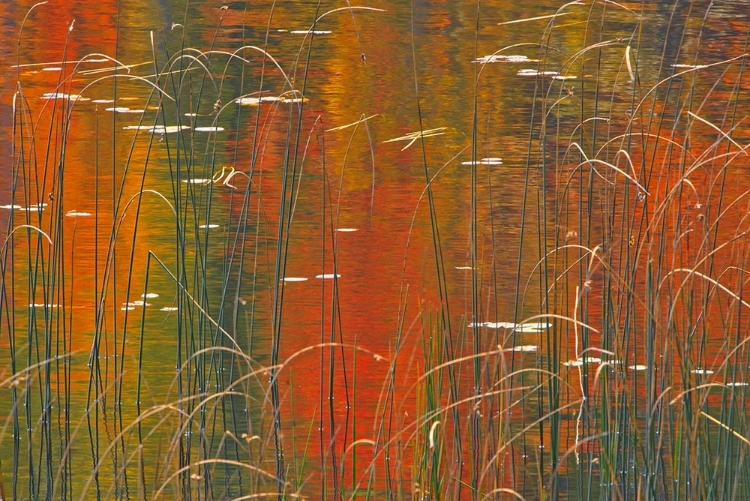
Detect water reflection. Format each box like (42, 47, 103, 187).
(1, 0, 750, 499)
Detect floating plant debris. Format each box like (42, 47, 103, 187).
(29, 303, 59, 308)
(628, 365, 648, 371)
(517, 69, 559, 77)
(282, 277, 308, 282)
(235, 96, 280, 106)
(1, 203, 48, 212)
(194, 126, 225, 132)
(563, 357, 601, 367)
(726, 382, 749, 387)
(473, 54, 535, 64)
(92, 99, 115, 104)
(672, 63, 707, 69)
(141, 293, 159, 299)
(105, 107, 144, 113)
(4, 203, 49, 212)
(461, 157, 503, 165)
(503, 345, 538, 353)
(515, 322, 553, 333)
(182, 178, 212, 184)
(336, 228, 358, 232)
(121, 306, 136, 311)
(384, 127, 449, 150)
(552, 75, 577, 80)
(289, 30, 332, 35)
(65, 211, 92, 217)
(315, 273, 341, 279)
(691, 369, 714, 375)
(160, 306, 178, 312)
(42, 67, 62, 72)
(198, 224, 220, 229)
(469, 321, 516, 329)
(455, 266, 473, 270)
(41, 92, 90, 101)
(124, 125, 190, 134)
(280, 97, 309, 104)
(23, 204, 47, 213)
(132, 300, 151, 307)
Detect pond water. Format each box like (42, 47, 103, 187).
(2, 0, 750, 499)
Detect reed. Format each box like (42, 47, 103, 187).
(2, 1, 750, 499)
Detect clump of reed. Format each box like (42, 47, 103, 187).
(2, 1, 750, 500)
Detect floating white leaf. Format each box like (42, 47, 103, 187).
(503, 345, 538, 353)
(691, 369, 714, 375)
(473, 54, 535, 64)
(563, 357, 601, 367)
(517, 69, 558, 77)
(461, 157, 503, 166)
(105, 107, 144, 113)
(289, 30, 332, 35)
(315, 273, 341, 279)
(42, 92, 89, 101)
(235, 96, 280, 106)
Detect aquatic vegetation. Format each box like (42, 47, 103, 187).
(2, 1, 750, 500)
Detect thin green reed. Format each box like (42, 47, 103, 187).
(408, 2, 462, 497)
